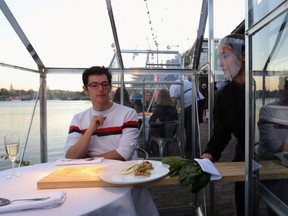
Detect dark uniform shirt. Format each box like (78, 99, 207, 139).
(203, 80, 245, 161)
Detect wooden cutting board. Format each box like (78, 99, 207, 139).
(37, 165, 179, 189)
(37, 166, 116, 189)
(37, 162, 244, 189)
(36, 161, 288, 190)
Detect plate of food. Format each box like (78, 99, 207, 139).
(98, 160, 170, 185)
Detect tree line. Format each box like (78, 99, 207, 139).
(0, 87, 87, 101)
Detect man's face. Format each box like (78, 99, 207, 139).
(83, 74, 111, 105)
(218, 45, 242, 80)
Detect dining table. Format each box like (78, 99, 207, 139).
(0, 159, 159, 216)
(1, 158, 287, 216)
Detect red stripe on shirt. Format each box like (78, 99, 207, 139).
(68, 120, 139, 135)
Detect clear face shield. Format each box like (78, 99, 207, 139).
(217, 37, 245, 81)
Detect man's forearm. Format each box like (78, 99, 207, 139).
(65, 131, 93, 159)
(97, 150, 126, 161)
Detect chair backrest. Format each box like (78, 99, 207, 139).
(136, 146, 149, 159)
(164, 121, 178, 138)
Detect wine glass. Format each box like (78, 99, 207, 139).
(4, 134, 20, 178)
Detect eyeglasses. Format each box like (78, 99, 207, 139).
(87, 81, 110, 89)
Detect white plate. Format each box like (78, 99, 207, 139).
(99, 160, 170, 185)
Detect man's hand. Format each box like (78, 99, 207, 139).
(201, 153, 214, 161)
(87, 115, 106, 134)
(66, 115, 107, 159)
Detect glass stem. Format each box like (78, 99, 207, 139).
(11, 160, 16, 176)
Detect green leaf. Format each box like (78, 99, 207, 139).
(161, 156, 191, 176)
(1, 155, 31, 166)
(179, 163, 199, 186)
(179, 161, 211, 193)
(191, 171, 210, 193)
(1, 155, 9, 160)
(162, 157, 211, 194)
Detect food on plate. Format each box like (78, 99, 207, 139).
(134, 161, 154, 177)
(119, 164, 139, 175)
(119, 161, 154, 177)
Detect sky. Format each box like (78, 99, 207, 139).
(0, 0, 245, 91)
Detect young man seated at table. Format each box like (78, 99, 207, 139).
(64, 66, 139, 161)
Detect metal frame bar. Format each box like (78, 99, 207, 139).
(120, 49, 180, 55)
(109, 49, 183, 69)
(0, 62, 39, 73)
(106, 0, 124, 70)
(246, 1, 288, 36)
(192, 0, 208, 71)
(257, 180, 288, 216)
(0, 0, 45, 69)
(0, 0, 48, 163)
(45, 67, 194, 74)
(246, 1, 288, 215)
(207, 0, 215, 215)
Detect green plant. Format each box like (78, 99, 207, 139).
(1, 155, 31, 166)
(162, 156, 210, 194)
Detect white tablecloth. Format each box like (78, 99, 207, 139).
(0, 160, 159, 216)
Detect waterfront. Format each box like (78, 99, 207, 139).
(0, 98, 271, 171)
(0, 100, 91, 171)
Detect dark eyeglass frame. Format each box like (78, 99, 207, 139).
(87, 81, 110, 89)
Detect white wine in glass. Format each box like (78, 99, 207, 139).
(4, 134, 20, 178)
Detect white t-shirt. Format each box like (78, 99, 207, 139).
(64, 103, 139, 160)
(170, 79, 193, 108)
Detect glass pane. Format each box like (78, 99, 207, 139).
(252, 10, 288, 215)
(47, 100, 91, 161)
(112, 0, 202, 60)
(110, 74, 186, 157)
(5, 0, 114, 68)
(214, 0, 245, 38)
(0, 69, 40, 170)
(0, 9, 37, 69)
(47, 74, 83, 93)
(248, 0, 284, 27)
(110, 50, 183, 69)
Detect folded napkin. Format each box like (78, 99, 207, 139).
(274, 152, 288, 167)
(0, 191, 66, 213)
(55, 157, 104, 166)
(194, 158, 222, 180)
